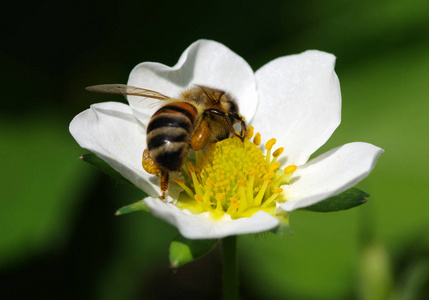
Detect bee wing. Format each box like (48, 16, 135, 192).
(85, 84, 171, 101)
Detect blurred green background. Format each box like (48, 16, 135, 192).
(1, 0, 429, 299)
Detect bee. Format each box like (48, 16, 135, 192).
(86, 84, 247, 199)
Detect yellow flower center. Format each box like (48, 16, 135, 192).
(173, 126, 297, 221)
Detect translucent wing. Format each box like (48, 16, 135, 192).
(85, 84, 171, 101)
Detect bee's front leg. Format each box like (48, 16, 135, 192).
(205, 109, 246, 141)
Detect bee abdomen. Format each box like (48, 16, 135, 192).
(146, 102, 197, 172)
(147, 129, 189, 150)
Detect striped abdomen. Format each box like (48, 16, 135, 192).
(146, 102, 197, 172)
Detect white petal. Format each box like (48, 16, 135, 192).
(127, 39, 258, 125)
(69, 102, 159, 196)
(254, 50, 341, 166)
(280, 142, 384, 212)
(144, 197, 280, 239)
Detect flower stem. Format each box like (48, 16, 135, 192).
(222, 235, 239, 300)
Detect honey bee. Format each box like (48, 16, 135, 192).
(86, 84, 247, 199)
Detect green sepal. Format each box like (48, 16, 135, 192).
(115, 200, 149, 216)
(79, 153, 132, 185)
(272, 222, 294, 236)
(300, 187, 369, 213)
(169, 235, 219, 268)
(271, 212, 293, 236)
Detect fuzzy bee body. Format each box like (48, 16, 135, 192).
(147, 102, 197, 172)
(86, 84, 246, 198)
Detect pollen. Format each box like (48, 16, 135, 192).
(253, 133, 261, 146)
(285, 165, 297, 174)
(174, 131, 297, 221)
(272, 147, 284, 157)
(265, 138, 276, 150)
(245, 126, 254, 139)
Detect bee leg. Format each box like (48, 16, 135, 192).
(205, 109, 246, 141)
(231, 112, 247, 138)
(142, 148, 169, 200)
(159, 171, 169, 200)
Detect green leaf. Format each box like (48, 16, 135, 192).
(115, 200, 149, 216)
(300, 188, 369, 213)
(80, 153, 132, 185)
(169, 235, 219, 268)
(0, 116, 95, 265)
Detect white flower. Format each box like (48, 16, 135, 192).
(70, 40, 383, 239)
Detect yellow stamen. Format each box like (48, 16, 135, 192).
(173, 131, 290, 223)
(269, 162, 281, 172)
(173, 177, 194, 198)
(215, 193, 225, 212)
(273, 147, 284, 157)
(265, 138, 276, 150)
(253, 133, 261, 146)
(285, 165, 297, 174)
(227, 197, 240, 214)
(215, 193, 224, 202)
(273, 188, 283, 194)
(237, 180, 247, 186)
(188, 162, 203, 196)
(245, 126, 254, 139)
(265, 138, 276, 167)
(194, 194, 203, 203)
(193, 193, 214, 212)
(253, 179, 271, 206)
(262, 188, 283, 208)
(238, 184, 247, 212)
(249, 170, 259, 176)
(187, 161, 196, 173)
(246, 171, 257, 203)
(173, 177, 184, 184)
(202, 184, 213, 205)
(263, 171, 276, 180)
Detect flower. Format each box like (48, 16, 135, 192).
(70, 39, 383, 239)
